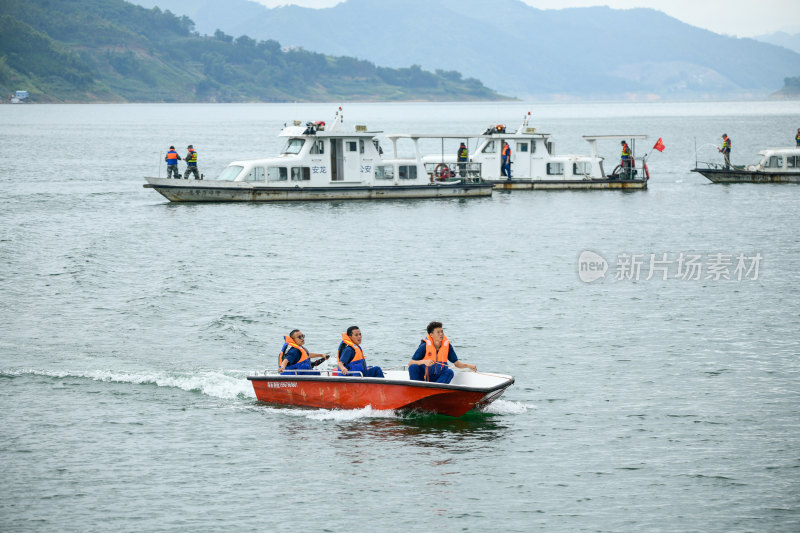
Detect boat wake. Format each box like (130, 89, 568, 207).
(2, 367, 255, 400)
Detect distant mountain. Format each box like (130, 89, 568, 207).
(0, 0, 505, 102)
(135, 0, 800, 99)
(754, 31, 800, 54)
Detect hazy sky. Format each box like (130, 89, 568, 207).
(253, 0, 800, 38)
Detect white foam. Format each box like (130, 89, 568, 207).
(4, 367, 256, 400)
(482, 399, 531, 415)
(278, 405, 399, 421)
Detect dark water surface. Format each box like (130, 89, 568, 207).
(1, 101, 799, 532)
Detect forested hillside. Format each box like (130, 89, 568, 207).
(0, 0, 505, 102)
(135, 0, 800, 99)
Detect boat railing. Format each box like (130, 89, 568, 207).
(608, 156, 646, 180)
(694, 160, 747, 171)
(424, 161, 483, 183)
(251, 368, 364, 377)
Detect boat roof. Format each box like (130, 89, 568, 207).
(582, 135, 649, 141)
(385, 132, 550, 140)
(758, 147, 800, 155)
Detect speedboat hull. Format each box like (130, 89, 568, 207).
(692, 168, 800, 183)
(247, 369, 514, 417)
(144, 177, 493, 202)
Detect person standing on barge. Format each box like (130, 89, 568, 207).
(183, 144, 201, 180)
(165, 146, 181, 179)
(408, 321, 476, 384)
(719, 134, 732, 169)
(336, 326, 384, 377)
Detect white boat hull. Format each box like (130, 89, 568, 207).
(490, 178, 647, 190)
(143, 177, 493, 202)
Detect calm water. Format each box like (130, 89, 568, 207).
(1, 101, 799, 532)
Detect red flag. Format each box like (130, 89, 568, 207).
(653, 138, 665, 152)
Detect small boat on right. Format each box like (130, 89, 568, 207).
(692, 147, 800, 183)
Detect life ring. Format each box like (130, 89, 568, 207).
(434, 163, 453, 181)
(644, 162, 650, 180)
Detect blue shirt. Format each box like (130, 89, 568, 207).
(339, 344, 359, 366)
(411, 341, 458, 363)
(282, 345, 303, 366)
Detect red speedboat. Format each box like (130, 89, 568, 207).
(248, 368, 514, 417)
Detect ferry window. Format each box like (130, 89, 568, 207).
(530, 141, 537, 153)
(347, 141, 357, 152)
(766, 156, 783, 168)
(482, 141, 496, 153)
(291, 167, 311, 181)
(375, 166, 394, 180)
(546, 142, 553, 155)
(399, 165, 417, 180)
(359, 140, 365, 154)
(244, 166, 266, 181)
(282, 138, 305, 154)
(573, 162, 591, 175)
(310, 140, 325, 154)
(217, 165, 244, 181)
(787, 156, 799, 168)
(517, 142, 528, 153)
(547, 163, 564, 175)
(267, 167, 288, 181)
(373, 140, 384, 155)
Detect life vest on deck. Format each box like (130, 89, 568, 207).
(796, 132, 800, 144)
(501, 144, 510, 159)
(338, 333, 365, 366)
(423, 334, 450, 365)
(186, 149, 198, 165)
(279, 335, 309, 367)
(621, 144, 631, 160)
(166, 150, 179, 164)
(722, 138, 731, 152)
(458, 147, 468, 161)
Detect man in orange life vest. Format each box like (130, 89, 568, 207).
(278, 329, 328, 375)
(501, 141, 512, 179)
(164, 146, 181, 179)
(408, 321, 477, 384)
(336, 326, 384, 378)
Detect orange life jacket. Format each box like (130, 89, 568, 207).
(338, 333, 365, 365)
(279, 335, 309, 367)
(502, 144, 510, 157)
(423, 334, 450, 365)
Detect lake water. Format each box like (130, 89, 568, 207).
(1, 101, 799, 532)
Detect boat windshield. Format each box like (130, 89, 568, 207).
(282, 138, 305, 154)
(216, 165, 244, 181)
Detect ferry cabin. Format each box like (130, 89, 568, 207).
(217, 122, 431, 187)
(750, 148, 800, 173)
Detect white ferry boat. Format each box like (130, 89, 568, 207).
(143, 108, 493, 202)
(692, 147, 800, 183)
(421, 113, 650, 190)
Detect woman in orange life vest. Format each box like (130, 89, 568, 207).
(336, 326, 384, 378)
(408, 321, 477, 384)
(278, 329, 328, 375)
